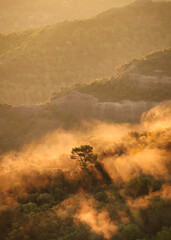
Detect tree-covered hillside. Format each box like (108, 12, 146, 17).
(53, 48, 171, 102)
(0, 101, 171, 240)
(1, 49, 170, 155)
(0, 0, 134, 33)
(0, 1, 171, 105)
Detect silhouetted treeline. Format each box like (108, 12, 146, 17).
(52, 48, 171, 102)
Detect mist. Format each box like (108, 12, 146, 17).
(0, 0, 134, 33)
(0, 101, 170, 211)
(0, 1, 171, 239)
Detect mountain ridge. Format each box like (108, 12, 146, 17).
(0, 1, 171, 104)
(52, 48, 171, 102)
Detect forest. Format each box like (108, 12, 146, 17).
(0, 101, 171, 240)
(0, 1, 171, 240)
(0, 1, 171, 104)
(52, 48, 171, 102)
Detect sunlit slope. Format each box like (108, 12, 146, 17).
(0, 101, 171, 240)
(0, 0, 134, 33)
(53, 48, 171, 102)
(0, 1, 171, 105)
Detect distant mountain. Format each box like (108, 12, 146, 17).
(0, 0, 133, 33)
(0, 48, 171, 153)
(0, 1, 171, 105)
(0, 30, 32, 56)
(52, 48, 171, 102)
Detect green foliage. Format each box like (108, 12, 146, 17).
(119, 223, 144, 240)
(0, 162, 170, 240)
(0, 108, 170, 240)
(95, 192, 108, 203)
(125, 176, 152, 198)
(139, 197, 171, 235)
(37, 193, 54, 205)
(155, 227, 171, 240)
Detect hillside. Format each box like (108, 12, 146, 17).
(0, 1, 171, 240)
(1, 49, 171, 154)
(0, 0, 134, 33)
(0, 1, 171, 105)
(0, 101, 171, 240)
(0, 99, 156, 154)
(52, 48, 171, 102)
(0, 31, 33, 56)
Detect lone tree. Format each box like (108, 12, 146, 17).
(71, 145, 112, 183)
(71, 145, 97, 170)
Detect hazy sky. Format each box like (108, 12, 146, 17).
(0, 0, 134, 32)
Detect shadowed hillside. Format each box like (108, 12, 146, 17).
(0, 96, 169, 155)
(0, 98, 156, 154)
(1, 48, 171, 153)
(0, 48, 170, 154)
(0, 1, 171, 105)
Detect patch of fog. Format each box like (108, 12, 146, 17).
(11, 91, 159, 123)
(51, 91, 157, 122)
(129, 73, 171, 87)
(14, 104, 43, 117)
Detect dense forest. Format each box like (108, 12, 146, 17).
(0, 1, 171, 240)
(0, 1, 171, 104)
(0, 101, 171, 240)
